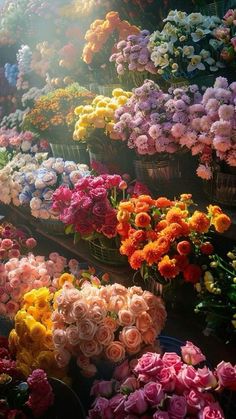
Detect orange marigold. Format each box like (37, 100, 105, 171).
(213, 214, 231, 233)
(178, 220, 190, 236)
(135, 212, 151, 228)
(120, 238, 136, 257)
(146, 230, 158, 241)
(143, 242, 161, 265)
(166, 207, 187, 224)
(155, 197, 173, 208)
(189, 211, 210, 234)
(129, 250, 145, 270)
(166, 222, 183, 239)
(158, 256, 179, 279)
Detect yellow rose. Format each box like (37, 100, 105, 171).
(30, 322, 47, 342)
(58, 273, 74, 288)
(8, 329, 19, 354)
(35, 350, 56, 373)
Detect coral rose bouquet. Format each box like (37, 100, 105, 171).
(195, 246, 236, 343)
(116, 193, 231, 289)
(52, 281, 166, 376)
(149, 10, 224, 81)
(88, 341, 236, 418)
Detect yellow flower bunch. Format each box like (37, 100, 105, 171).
(9, 288, 68, 381)
(73, 88, 132, 142)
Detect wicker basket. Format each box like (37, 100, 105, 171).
(50, 142, 89, 165)
(199, 1, 228, 17)
(39, 219, 65, 235)
(88, 240, 127, 266)
(203, 171, 236, 207)
(134, 158, 181, 191)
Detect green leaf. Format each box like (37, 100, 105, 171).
(65, 224, 74, 235)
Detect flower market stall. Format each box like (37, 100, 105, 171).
(0, 0, 236, 418)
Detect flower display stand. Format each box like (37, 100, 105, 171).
(88, 239, 127, 266)
(203, 171, 236, 207)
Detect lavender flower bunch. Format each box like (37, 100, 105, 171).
(110, 30, 157, 76)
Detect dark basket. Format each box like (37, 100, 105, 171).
(50, 142, 89, 165)
(0, 317, 14, 337)
(203, 171, 236, 207)
(159, 335, 185, 356)
(39, 219, 65, 235)
(88, 240, 127, 266)
(134, 158, 181, 191)
(198, 1, 228, 17)
(48, 378, 86, 419)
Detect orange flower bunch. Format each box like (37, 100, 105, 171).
(82, 11, 140, 65)
(117, 194, 231, 284)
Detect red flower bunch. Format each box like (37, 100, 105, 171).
(117, 194, 231, 284)
(26, 369, 54, 417)
(52, 174, 123, 240)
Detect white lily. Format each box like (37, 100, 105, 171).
(191, 28, 211, 42)
(187, 55, 206, 72)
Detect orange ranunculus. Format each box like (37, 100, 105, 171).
(189, 211, 210, 234)
(129, 250, 145, 270)
(183, 264, 202, 284)
(143, 242, 161, 265)
(163, 223, 183, 240)
(137, 195, 155, 205)
(130, 230, 146, 244)
(158, 256, 179, 279)
(177, 241, 192, 256)
(166, 207, 187, 224)
(155, 197, 173, 208)
(134, 201, 150, 213)
(117, 210, 130, 223)
(155, 220, 168, 232)
(120, 238, 136, 257)
(116, 222, 130, 238)
(119, 201, 135, 212)
(135, 212, 151, 228)
(213, 214, 231, 233)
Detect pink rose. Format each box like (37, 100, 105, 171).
(162, 353, 183, 373)
(88, 397, 111, 419)
(196, 367, 218, 389)
(96, 324, 114, 346)
(143, 382, 164, 406)
(91, 380, 113, 398)
(80, 340, 102, 357)
(52, 329, 67, 348)
(177, 365, 198, 391)
(128, 295, 148, 316)
(181, 341, 206, 365)
(1, 239, 13, 250)
(216, 361, 236, 390)
(157, 367, 176, 392)
(66, 325, 80, 346)
(109, 394, 126, 415)
(118, 310, 135, 327)
(168, 395, 187, 418)
(77, 319, 97, 340)
(153, 412, 170, 419)
(119, 326, 142, 351)
(113, 359, 130, 381)
(55, 348, 71, 368)
(134, 352, 163, 381)
(120, 376, 140, 393)
(124, 389, 148, 415)
(185, 389, 207, 414)
(199, 402, 225, 419)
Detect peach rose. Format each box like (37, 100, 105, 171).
(52, 329, 67, 348)
(66, 325, 80, 346)
(129, 295, 148, 316)
(90, 306, 106, 324)
(80, 340, 103, 357)
(111, 283, 128, 296)
(76, 354, 90, 369)
(109, 295, 126, 312)
(120, 326, 142, 350)
(136, 312, 152, 332)
(103, 316, 118, 332)
(129, 286, 144, 296)
(142, 327, 157, 345)
(96, 324, 114, 346)
(72, 300, 88, 321)
(143, 291, 157, 308)
(77, 319, 97, 340)
(105, 341, 126, 363)
(118, 310, 135, 327)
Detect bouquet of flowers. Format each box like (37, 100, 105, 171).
(116, 194, 231, 286)
(212, 9, 236, 65)
(52, 174, 124, 242)
(23, 83, 93, 144)
(73, 88, 131, 154)
(195, 247, 236, 342)
(149, 10, 224, 80)
(0, 109, 28, 131)
(52, 281, 166, 376)
(113, 79, 202, 159)
(0, 345, 54, 419)
(82, 11, 140, 82)
(89, 341, 236, 418)
(0, 221, 37, 260)
(0, 127, 47, 154)
(178, 76, 236, 180)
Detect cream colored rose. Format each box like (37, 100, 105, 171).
(128, 295, 148, 316)
(96, 324, 114, 346)
(119, 326, 142, 350)
(66, 325, 80, 346)
(129, 286, 144, 296)
(72, 300, 88, 321)
(111, 283, 128, 296)
(109, 295, 126, 312)
(77, 318, 97, 341)
(118, 309, 135, 327)
(80, 340, 103, 357)
(143, 326, 157, 345)
(136, 312, 153, 332)
(105, 341, 126, 363)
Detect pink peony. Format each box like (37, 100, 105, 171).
(181, 341, 206, 366)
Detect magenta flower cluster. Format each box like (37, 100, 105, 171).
(110, 30, 157, 76)
(89, 341, 236, 418)
(114, 79, 202, 156)
(52, 174, 123, 238)
(26, 369, 54, 417)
